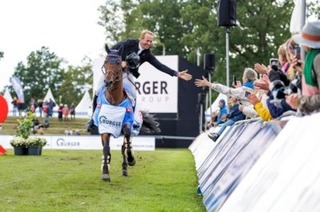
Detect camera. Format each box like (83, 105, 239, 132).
(269, 58, 279, 71)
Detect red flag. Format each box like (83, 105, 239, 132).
(0, 145, 7, 155)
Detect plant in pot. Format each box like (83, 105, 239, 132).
(10, 112, 47, 155)
(10, 136, 28, 155)
(26, 136, 47, 155)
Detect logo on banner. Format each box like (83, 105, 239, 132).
(56, 138, 80, 147)
(98, 115, 121, 127)
(135, 81, 170, 104)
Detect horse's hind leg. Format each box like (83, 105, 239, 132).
(123, 124, 136, 167)
(101, 134, 111, 182)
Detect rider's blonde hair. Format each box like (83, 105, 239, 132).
(140, 30, 154, 39)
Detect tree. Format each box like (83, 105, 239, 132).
(13, 46, 64, 103)
(58, 57, 93, 105)
(98, 0, 320, 88)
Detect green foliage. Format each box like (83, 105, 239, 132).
(13, 46, 64, 102)
(16, 112, 35, 139)
(0, 149, 205, 211)
(98, 0, 320, 89)
(59, 57, 93, 105)
(10, 47, 92, 106)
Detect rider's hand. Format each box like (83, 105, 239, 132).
(178, 69, 192, 81)
(121, 61, 128, 69)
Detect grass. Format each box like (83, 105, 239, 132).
(0, 149, 205, 212)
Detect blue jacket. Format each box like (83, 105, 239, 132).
(217, 106, 228, 125)
(227, 103, 245, 122)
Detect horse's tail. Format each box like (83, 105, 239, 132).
(140, 111, 161, 134)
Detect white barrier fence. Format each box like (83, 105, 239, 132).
(189, 112, 320, 212)
(0, 135, 155, 151)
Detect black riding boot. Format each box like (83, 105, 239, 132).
(87, 94, 98, 132)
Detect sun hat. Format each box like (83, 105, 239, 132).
(292, 20, 320, 48)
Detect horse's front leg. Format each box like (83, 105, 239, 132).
(122, 124, 136, 167)
(101, 134, 111, 182)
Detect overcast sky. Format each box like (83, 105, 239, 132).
(0, 0, 106, 91)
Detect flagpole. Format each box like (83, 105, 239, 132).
(300, 0, 306, 60)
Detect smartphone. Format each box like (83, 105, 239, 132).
(270, 58, 279, 70)
(233, 75, 237, 85)
(294, 46, 301, 60)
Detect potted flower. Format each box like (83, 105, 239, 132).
(10, 112, 47, 155)
(26, 136, 47, 155)
(10, 136, 28, 155)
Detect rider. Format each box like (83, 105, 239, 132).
(88, 30, 193, 130)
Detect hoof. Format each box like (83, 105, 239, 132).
(127, 151, 136, 166)
(122, 170, 128, 177)
(101, 174, 110, 182)
(128, 158, 136, 166)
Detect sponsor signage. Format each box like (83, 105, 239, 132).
(0, 135, 155, 151)
(136, 55, 178, 113)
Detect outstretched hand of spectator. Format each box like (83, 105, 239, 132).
(195, 76, 212, 87)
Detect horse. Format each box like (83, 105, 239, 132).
(94, 46, 160, 182)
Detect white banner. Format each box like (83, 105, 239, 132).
(0, 135, 155, 151)
(136, 55, 178, 113)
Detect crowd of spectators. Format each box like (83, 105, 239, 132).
(11, 97, 77, 122)
(195, 20, 320, 142)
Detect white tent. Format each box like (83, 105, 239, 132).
(3, 88, 14, 116)
(75, 90, 92, 118)
(42, 88, 59, 117)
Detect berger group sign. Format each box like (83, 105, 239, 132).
(135, 55, 178, 113)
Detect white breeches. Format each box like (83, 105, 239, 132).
(95, 72, 137, 101)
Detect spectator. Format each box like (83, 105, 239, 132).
(11, 97, 17, 116)
(247, 93, 272, 121)
(70, 103, 76, 120)
(208, 96, 246, 142)
(16, 98, 25, 117)
(286, 20, 320, 113)
(48, 98, 56, 117)
(43, 101, 49, 118)
(74, 129, 81, 135)
(37, 99, 43, 117)
(58, 104, 63, 121)
(43, 118, 50, 128)
(32, 118, 44, 135)
(195, 68, 258, 118)
(65, 127, 73, 135)
(206, 99, 228, 130)
(29, 98, 36, 114)
(63, 104, 70, 121)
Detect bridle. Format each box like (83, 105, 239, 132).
(101, 53, 123, 88)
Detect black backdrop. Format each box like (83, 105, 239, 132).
(146, 57, 206, 148)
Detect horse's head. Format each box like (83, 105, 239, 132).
(102, 46, 123, 88)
